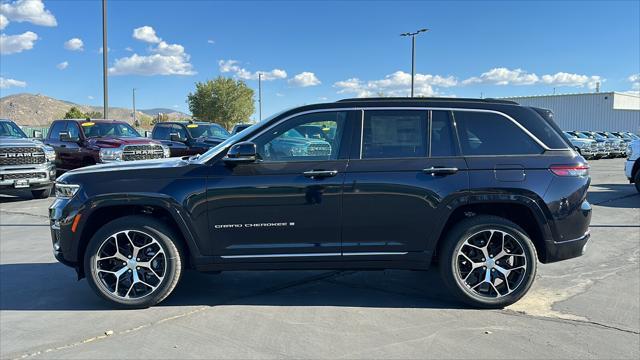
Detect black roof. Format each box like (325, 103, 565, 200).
(336, 97, 518, 105)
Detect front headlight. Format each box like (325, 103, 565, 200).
(161, 145, 170, 158)
(99, 148, 123, 162)
(43, 146, 56, 161)
(55, 183, 80, 199)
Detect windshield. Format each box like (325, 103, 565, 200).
(187, 123, 230, 138)
(0, 121, 28, 138)
(83, 122, 141, 138)
(629, 133, 640, 140)
(574, 132, 590, 139)
(563, 131, 575, 139)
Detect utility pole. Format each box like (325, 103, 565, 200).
(401, 28, 428, 97)
(102, 0, 108, 119)
(132, 88, 137, 126)
(258, 72, 262, 121)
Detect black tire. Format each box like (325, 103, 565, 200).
(84, 215, 183, 309)
(439, 215, 537, 309)
(31, 187, 51, 199)
(634, 169, 640, 193)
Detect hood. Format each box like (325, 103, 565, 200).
(571, 138, 595, 145)
(58, 157, 187, 182)
(193, 136, 227, 146)
(86, 136, 162, 148)
(0, 136, 43, 147)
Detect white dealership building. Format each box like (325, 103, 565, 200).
(503, 92, 640, 132)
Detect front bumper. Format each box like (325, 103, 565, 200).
(0, 162, 56, 191)
(49, 196, 82, 269)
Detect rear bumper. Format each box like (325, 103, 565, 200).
(543, 231, 591, 263)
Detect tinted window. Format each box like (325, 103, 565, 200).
(188, 123, 230, 138)
(49, 121, 66, 141)
(83, 122, 140, 138)
(454, 111, 542, 156)
(67, 122, 80, 140)
(171, 124, 188, 139)
(0, 121, 27, 138)
(153, 125, 171, 140)
(362, 110, 427, 159)
(430, 111, 456, 157)
(254, 111, 348, 162)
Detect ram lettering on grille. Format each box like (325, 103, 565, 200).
(0, 147, 45, 165)
(122, 145, 164, 161)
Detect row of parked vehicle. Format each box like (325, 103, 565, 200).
(563, 130, 638, 159)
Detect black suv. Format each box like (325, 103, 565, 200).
(50, 98, 591, 309)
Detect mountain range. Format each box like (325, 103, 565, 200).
(0, 93, 190, 127)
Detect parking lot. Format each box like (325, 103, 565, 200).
(0, 158, 638, 359)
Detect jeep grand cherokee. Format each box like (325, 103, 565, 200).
(50, 98, 592, 309)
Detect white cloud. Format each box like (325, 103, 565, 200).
(56, 61, 68, 70)
(289, 72, 321, 87)
(275, 92, 284, 97)
(334, 70, 457, 97)
(0, 0, 57, 27)
(0, 31, 37, 54)
(0, 76, 27, 89)
(0, 14, 8, 30)
(125, 46, 133, 52)
(540, 72, 602, 89)
(462, 68, 539, 86)
(110, 27, 195, 76)
(64, 38, 83, 51)
(207, 39, 215, 44)
(629, 73, 640, 90)
(133, 26, 161, 43)
(88, 95, 95, 100)
(462, 67, 603, 89)
(218, 59, 287, 81)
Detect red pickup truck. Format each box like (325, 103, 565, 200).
(44, 119, 169, 171)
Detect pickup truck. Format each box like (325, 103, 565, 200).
(44, 119, 169, 171)
(151, 121, 230, 157)
(0, 119, 56, 198)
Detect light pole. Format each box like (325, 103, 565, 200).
(132, 88, 137, 127)
(102, 0, 108, 119)
(400, 28, 428, 97)
(258, 72, 262, 121)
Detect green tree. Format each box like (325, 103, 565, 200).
(63, 106, 86, 119)
(187, 77, 255, 129)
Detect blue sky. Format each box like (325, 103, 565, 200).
(1, 0, 639, 120)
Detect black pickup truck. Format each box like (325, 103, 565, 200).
(151, 121, 230, 157)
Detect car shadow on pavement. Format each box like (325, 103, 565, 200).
(587, 183, 639, 208)
(0, 263, 465, 311)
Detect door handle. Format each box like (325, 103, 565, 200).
(303, 170, 338, 179)
(60, 144, 66, 148)
(422, 167, 459, 176)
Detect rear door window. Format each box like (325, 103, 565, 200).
(454, 111, 542, 156)
(362, 110, 428, 159)
(430, 111, 457, 157)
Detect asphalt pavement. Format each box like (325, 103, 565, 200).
(1, 158, 638, 359)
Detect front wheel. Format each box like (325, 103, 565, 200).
(439, 215, 537, 308)
(84, 216, 183, 308)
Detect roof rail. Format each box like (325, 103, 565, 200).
(336, 97, 519, 105)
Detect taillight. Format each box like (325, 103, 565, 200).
(550, 164, 590, 177)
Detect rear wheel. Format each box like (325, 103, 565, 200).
(31, 187, 51, 199)
(439, 215, 537, 308)
(84, 216, 183, 308)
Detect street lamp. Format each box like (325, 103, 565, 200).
(102, 0, 108, 119)
(400, 28, 428, 98)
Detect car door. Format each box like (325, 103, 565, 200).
(61, 121, 85, 169)
(45, 121, 71, 170)
(341, 109, 469, 261)
(204, 110, 357, 259)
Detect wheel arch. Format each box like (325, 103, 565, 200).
(74, 194, 202, 278)
(431, 194, 553, 263)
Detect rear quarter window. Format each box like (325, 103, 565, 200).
(454, 111, 542, 156)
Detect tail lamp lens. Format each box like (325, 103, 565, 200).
(550, 165, 590, 177)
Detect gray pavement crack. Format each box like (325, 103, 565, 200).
(500, 309, 640, 335)
(0, 210, 49, 220)
(591, 192, 639, 206)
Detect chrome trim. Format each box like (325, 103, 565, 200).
(342, 252, 408, 256)
(199, 106, 569, 163)
(359, 109, 365, 159)
(221, 252, 341, 259)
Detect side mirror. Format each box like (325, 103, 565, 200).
(32, 130, 43, 139)
(59, 131, 72, 142)
(224, 141, 257, 163)
(144, 131, 151, 138)
(170, 133, 186, 142)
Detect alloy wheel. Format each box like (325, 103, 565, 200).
(455, 229, 527, 298)
(94, 230, 167, 300)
